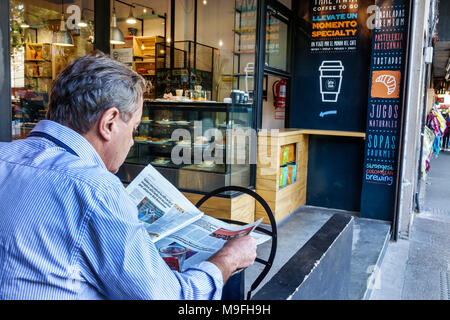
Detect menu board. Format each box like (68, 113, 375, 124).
(310, 0, 360, 53)
(360, 0, 410, 221)
(291, 0, 372, 132)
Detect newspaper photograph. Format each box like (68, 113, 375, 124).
(126, 165, 203, 242)
(155, 215, 267, 272)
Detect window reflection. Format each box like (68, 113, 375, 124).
(10, 0, 95, 140)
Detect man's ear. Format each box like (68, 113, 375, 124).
(97, 107, 121, 142)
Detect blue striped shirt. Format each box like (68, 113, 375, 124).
(0, 120, 223, 300)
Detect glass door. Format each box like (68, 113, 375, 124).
(265, 5, 289, 72)
(260, 1, 292, 130)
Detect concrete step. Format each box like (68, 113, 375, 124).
(349, 218, 391, 300)
(252, 213, 354, 300)
(244, 206, 391, 300)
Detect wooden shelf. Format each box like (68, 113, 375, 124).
(25, 43, 51, 61)
(258, 129, 366, 139)
(132, 36, 164, 76)
(256, 130, 309, 223)
(134, 54, 156, 59)
(133, 36, 164, 57)
(296, 129, 366, 139)
(134, 59, 156, 63)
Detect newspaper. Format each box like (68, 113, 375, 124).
(154, 215, 266, 272)
(126, 164, 270, 271)
(126, 165, 204, 242)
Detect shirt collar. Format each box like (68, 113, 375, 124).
(31, 120, 107, 170)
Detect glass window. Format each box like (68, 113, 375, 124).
(10, 0, 95, 140)
(198, 0, 258, 189)
(232, 0, 257, 101)
(117, 0, 258, 192)
(110, 0, 168, 100)
(197, 0, 257, 102)
(265, 6, 288, 72)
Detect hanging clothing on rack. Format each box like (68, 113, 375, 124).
(426, 106, 447, 158)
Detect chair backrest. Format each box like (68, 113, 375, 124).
(195, 186, 277, 300)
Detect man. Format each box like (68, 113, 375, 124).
(0, 51, 256, 300)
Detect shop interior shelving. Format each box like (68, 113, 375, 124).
(154, 41, 219, 99)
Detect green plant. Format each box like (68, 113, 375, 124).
(10, 0, 26, 51)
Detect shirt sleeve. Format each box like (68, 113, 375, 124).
(78, 182, 224, 300)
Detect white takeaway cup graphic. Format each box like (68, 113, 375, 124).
(319, 61, 345, 103)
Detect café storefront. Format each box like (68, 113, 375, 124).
(0, 0, 413, 245)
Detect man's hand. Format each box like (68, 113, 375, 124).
(207, 236, 257, 284)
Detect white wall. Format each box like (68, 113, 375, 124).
(398, 0, 430, 239)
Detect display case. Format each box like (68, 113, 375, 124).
(118, 101, 256, 194)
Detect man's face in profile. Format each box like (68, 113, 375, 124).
(108, 99, 143, 173)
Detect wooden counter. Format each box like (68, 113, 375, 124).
(183, 192, 256, 224)
(255, 129, 309, 223)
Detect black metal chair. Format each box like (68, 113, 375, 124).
(195, 186, 277, 300)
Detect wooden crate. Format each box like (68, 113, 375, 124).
(133, 36, 164, 58)
(183, 192, 256, 224)
(255, 129, 309, 223)
(132, 36, 164, 76)
(25, 43, 50, 61)
(133, 61, 156, 76)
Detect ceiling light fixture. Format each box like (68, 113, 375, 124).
(20, 15, 30, 28)
(78, 21, 88, 28)
(52, 0, 74, 47)
(126, 6, 137, 24)
(111, 0, 125, 45)
(78, 8, 88, 28)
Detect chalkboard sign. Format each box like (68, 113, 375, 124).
(360, 0, 411, 221)
(291, 0, 373, 132)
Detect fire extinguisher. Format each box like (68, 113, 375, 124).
(273, 79, 287, 109)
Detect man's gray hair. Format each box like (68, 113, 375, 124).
(47, 51, 145, 133)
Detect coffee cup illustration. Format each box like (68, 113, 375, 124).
(319, 61, 344, 103)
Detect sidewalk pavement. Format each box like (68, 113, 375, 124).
(371, 150, 450, 300)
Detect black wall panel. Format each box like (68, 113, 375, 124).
(306, 135, 365, 212)
(0, 0, 12, 142)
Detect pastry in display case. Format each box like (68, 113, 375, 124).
(118, 101, 255, 193)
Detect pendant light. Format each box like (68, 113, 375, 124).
(20, 17, 30, 29)
(20, 5, 29, 28)
(126, 5, 137, 25)
(52, 0, 74, 47)
(78, 8, 92, 28)
(111, 0, 125, 45)
(78, 20, 88, 28)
